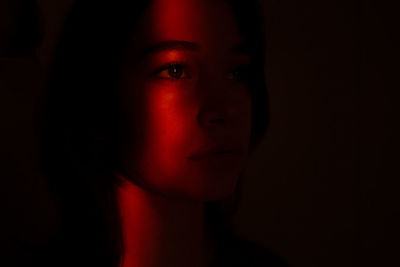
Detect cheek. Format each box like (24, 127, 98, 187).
(119, 76, 253, 199)
(126, 83, 196, 190)
(143, 87, 189, 166)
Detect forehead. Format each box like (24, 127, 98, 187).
(131, 0, 244, 51)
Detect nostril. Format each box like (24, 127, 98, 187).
(197, 107, 228, 127)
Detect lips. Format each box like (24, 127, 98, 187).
(188, 146, 244, 160)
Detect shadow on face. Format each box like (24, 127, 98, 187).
(116, 0, 253, 201)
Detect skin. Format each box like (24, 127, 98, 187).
(114, 0, 253, 266)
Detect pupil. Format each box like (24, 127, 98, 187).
(169, 64, 182, 78)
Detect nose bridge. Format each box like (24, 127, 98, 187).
(196, 69, 234, 128)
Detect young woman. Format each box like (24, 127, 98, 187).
(33, 0, 287, 266)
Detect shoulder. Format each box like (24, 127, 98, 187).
(212, 234, 289, 267)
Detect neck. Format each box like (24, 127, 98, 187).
(114, 172, 216, 267)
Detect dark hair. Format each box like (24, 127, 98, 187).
(39, 1, 268, 266)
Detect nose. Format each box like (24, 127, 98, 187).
(197, 98, 235, 128)
(197, 107, 225, 127)
(196, 72, 236, 129)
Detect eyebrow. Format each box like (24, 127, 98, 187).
(136, 41, 250, 60)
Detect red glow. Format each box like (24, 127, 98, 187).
(116, 0, 253, 266)
(148, 0, 208, 44)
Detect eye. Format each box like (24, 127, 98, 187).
(226, 65, 251, 84)
(154, 62, 191, 80)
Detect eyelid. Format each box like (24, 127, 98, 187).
(226, 64, 251, 82)
(152, 61, 191, 80)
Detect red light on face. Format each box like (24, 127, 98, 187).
(116, 1, 255, 265)
(148, 0, 208, 44)
(118, 0, 252, 201)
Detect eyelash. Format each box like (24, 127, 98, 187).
(229, 65, 251, 84)
(152, 61, 190, 81)
(152, 61, 251, 83)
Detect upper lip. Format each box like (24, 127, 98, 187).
(188, 145, 244, 160)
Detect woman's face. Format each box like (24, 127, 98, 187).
(117, 0, 252, 201)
